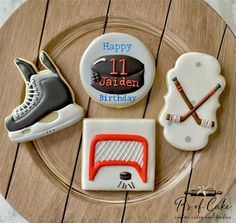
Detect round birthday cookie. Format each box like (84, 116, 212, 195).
(80, 32, 155, 108)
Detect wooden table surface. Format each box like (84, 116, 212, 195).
(0, 0, 236, 222)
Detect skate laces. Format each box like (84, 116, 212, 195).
(13, 79, 40, 120)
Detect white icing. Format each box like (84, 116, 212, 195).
(80, 32, 155, 108)
(7, 104, 84, 143)
(95, 140, 144, 167)
(81, 119, 156, 191)
(159, 52, 225, 151)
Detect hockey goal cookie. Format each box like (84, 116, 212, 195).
(159, 52, 225, 151)
(5, 51, 84, 143)
(80, 32, 155, 108)
(81, 119, 156, 191)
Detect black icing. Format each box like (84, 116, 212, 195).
(120, 172, 132, 180)
(91, 55, 144, 94)
(14, 58, 37, 81)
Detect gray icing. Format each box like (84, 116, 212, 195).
(40, 52, 58, 74)
(167, 121, 172, 126)
(91, 55, 144, 94)
(185, 136, 191, 142)
(5, 53, 73, 132)
(13, 71, 58, 120)
(5, 75, 72, 131)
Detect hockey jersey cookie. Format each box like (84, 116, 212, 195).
(5, 51, 84, 143)
(159, 52, 225, 151)
(81, 119, 156, 191)
(80, 32, 155, 108)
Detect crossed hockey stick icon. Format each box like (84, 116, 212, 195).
(166, 77, 221, 128)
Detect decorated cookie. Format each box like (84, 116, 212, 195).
(80, 32, 155, 108)
(5, 51, 84, 143)
(81, 119, 156, 191)
(159, 52, 225, 151)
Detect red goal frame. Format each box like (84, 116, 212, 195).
(89, 134, 148, 183)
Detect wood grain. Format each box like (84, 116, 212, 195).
(73, 1, 172, 197)
(64, 0, 172, 222)
(34, 0, 109, 187)
(182, 27, 236, 222)
(0, 0, 234, 222)
(7, 143, 67, 222)
(0, 0, 48, 196)
(123, 0, 227, 222)
(166, 0, 225, 55)
(5, 0, 110, 222)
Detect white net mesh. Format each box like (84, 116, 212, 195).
(94, 140, 144, 167)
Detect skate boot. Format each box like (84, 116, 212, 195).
(5, 51, 84, 143)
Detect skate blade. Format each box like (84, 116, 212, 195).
(8, 104, 84, 143)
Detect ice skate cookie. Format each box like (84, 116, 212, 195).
(5, 51, 84, 143)
(81, 119, 156, 191)
(159, 52, 226, 151)
(80, 32, 155, 108)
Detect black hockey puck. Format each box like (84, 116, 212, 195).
(120, 172, 132, 180)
